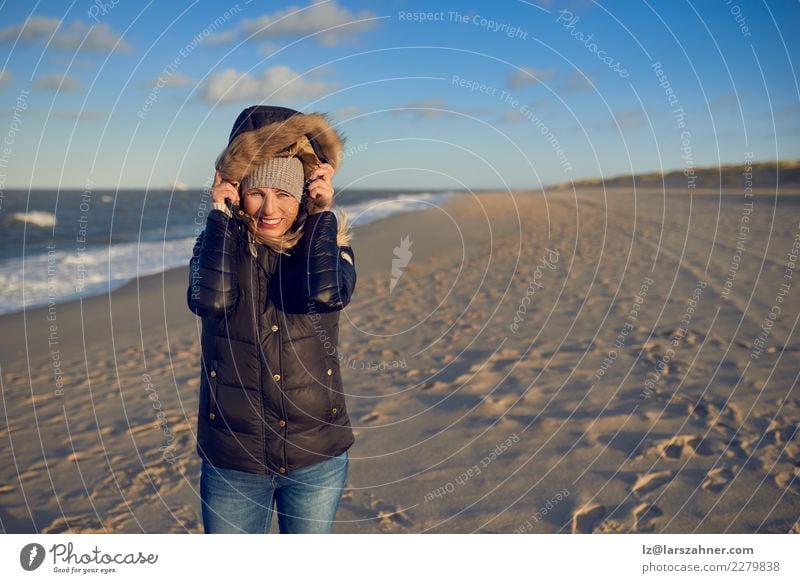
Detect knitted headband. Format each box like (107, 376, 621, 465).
(239, 156, 304, 201)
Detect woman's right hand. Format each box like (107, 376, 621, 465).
(212, 170, 240, 207)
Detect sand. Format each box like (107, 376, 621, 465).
(1, 189, 798, 534)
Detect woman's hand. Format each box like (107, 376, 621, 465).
(305, 162, 335, 214)
(212, 170, 240, 207)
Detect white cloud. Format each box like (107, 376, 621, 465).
(497, 109, 525, 123)
(333, 105, 363, 120)
(257, 42, 281, 57)
(50, 109, 107, 121)
(33, 73, 82, 92)
(147, 71, 195, 88)
(0, 17, 131, 54)
(389, 100, 483, 120)
(241, 1, 378, 46)
(776, 104, 800, 121)
(709, 91, 738, 112)
(0, 68, 13, 90)
(562, 70, 594, 93)
(51, 21, 131, 53)
(0, 16, 60, 41)
(614, 107, 647, 130)
(48, 55, 95, 69)
(507, 67, 555, 89)
(496, 99, 551, 123)
(199, 65, 334, 104)
(396, 99, 449, 119)
(202, 30, 237, 46)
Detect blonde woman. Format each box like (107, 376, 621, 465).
(187, 105, 356, 533)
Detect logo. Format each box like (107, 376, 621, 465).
(20, 543, 46, 571)
(390, 235, 413, 294)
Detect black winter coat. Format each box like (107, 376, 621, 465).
(187, 208, 356, 475)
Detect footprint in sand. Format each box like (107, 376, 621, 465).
(369, 495, 414, 532)
(701, 465, 737, 493)
(631, 470, 673, 497)
(639, 342, 691, 376)
(571, 503, 606, 533)
(761, 421, 799, 446)
(640, 434, 717, 461)
(773, 468, 800, 496)
(358, 411, 383, 424)
(340, 481, 354, 501)
(43, 514, 107, 534)
(336, 482, 414, 532)
(593, 519, 625, 533)
(655, 327, 702, 344)
(633, 501, 663, 532)
(419, 381, 450, 392)
(688, 395, 742, 426)
(481, 394, 517, 414)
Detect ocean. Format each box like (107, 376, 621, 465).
(0, 188, 456, 315)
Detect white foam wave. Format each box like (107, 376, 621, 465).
(9, 211, 57, 228)
(0, 192, 455, 314)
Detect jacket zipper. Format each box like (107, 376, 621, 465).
(256, 250, 288, 474)
(274, 257, 288, 472)
(255, 259, 267, 473)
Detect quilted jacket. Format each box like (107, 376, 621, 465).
(187, 105, 356, 475)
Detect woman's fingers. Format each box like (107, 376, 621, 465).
(306, 177, 333, 212)
(309, 163, 334, 182)
(307, 178, 333, 196)
(211, 170, 240, 205)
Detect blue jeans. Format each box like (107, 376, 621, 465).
(200, 450, 349, 534)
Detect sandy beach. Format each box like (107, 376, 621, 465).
(1, 188, 798, 534)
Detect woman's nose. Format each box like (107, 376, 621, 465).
(262, 193, 277, 215)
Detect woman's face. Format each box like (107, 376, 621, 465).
(242, 187, 300, 238)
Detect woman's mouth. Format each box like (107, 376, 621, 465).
(258, 217, 282, 229)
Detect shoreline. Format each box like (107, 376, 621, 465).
(0, 198, 465, 365)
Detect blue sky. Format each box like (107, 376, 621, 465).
(0, 0, 798, 190)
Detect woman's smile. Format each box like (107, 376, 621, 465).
(257, 216, 283, 229)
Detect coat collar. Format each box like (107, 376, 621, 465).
(254, 235, 278, 279)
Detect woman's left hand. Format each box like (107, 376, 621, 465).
(305, 162, 335, 214)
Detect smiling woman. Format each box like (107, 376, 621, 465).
(187, 105, 358, 534)
(243, 186, 298, 234)
(239, 156, 303, 238)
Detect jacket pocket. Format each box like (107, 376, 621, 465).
(207, 359, 219, 422)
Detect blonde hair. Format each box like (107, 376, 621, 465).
(243, 199, 353, 255)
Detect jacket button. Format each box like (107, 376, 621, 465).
(210, 370, 217, 378)
(327, 368, 333, 375)
(271, 324, 279, 332)
(279, 466, 286, 474)
(209, 412, 216, 420)
(331, 407, 337, 414)
(278, 420, 286, 427)
(273, 373, 281, 381)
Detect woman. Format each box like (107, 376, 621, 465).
(187, 105, 357, 534)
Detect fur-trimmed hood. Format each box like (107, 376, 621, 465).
(214, 105, 352, 249)
(215, 110, 345, 183)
